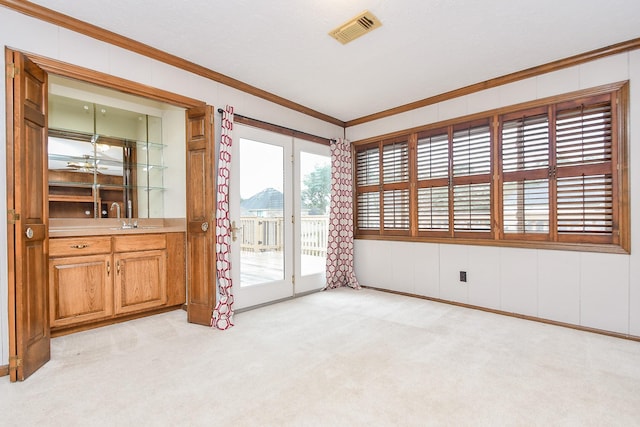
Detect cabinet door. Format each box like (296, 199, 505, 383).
(114, 250, 167, 314)
(49, 254, 113, 328)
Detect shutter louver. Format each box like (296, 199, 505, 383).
(417, 133, 449, 179)
(503, 179, 549, 233)
(417, 187, 449, 230)
(453, 125, 491, 176)
(453, 183, 491, 231)
(383, 189, 410, 229)
(383, 141, 409, 183)
(556, 103, 612, 166)
(502, 114, 549, 172)
(557, 175, 613, 233)
(357, 192, 380, 230)
(356, 146, 379, 186)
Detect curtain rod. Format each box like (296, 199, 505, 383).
(217, 108, 336, 145)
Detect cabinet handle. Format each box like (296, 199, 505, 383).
(107, 261, 111, 276)
(117, 260, 121, 274)
(70, 243, 89, 249)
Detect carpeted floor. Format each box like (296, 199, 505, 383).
(2, 287, 640, 426)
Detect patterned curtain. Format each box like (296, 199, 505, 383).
(211, 105, 235, 329)
(325, 138, 360, 290)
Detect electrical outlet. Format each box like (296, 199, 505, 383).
(460, 271, 467, 282)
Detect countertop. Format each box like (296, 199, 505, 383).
(49, 218, 186, 237)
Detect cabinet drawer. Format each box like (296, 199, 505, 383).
(50, 236, 112, 257)
(113, 234, 166, 252)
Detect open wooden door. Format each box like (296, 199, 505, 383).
(185, 105, 216, 325)
(6, 50, 50, 381)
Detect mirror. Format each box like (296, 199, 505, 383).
(47, 92, 166, 219)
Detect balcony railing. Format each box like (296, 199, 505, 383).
(239, 216, 328, 256)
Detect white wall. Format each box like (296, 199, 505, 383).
(349, 51, 639, 337)
(0, 8, 343, 367)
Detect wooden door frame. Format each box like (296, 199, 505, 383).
(4, 48, 210, 378)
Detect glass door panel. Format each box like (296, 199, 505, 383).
(231, 125, 293, 309)
(294, 139, 331, 294)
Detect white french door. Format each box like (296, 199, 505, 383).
(230, 125, 330, 310)
(294, 140, 331, 294)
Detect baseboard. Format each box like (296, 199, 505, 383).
(0, 364, 8, 377)
(363, 286, 640, 343)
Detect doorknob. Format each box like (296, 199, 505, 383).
(201, 222, 209, 232)
(231, 221, 240, 242)
(25, 227, 34, 239)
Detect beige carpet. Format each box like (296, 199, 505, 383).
(2, 288, 640, 426)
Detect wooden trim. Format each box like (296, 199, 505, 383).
(346, 38, 640, 127)
(5, 47, 17, 382)
(352, 81, 628, 147)
(50, 304, 183, 337)
(0, 364, 8, 377)
(364, 286, 640, 342)
(356, 233, 629, 254)
(234, 114, 332, 146)
(25, 52, 204, 109)
(0, 0, 344, 127)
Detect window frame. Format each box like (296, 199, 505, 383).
(352, 82, 630, 254)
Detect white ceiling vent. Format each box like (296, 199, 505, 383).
(329, 10, 382, 45)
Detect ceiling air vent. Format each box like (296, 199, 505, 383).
(329, 10, 382, 45)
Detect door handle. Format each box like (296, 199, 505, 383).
(231, 221, 240, 242)
(201, 222, 209, 232)
(25, 227, 34, 239)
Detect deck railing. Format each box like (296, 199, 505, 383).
(239, 216, 328, 256)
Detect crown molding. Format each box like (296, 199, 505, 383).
(0, 0, 345, 127)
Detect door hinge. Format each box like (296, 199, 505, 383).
(291, 215, 295, 224)
(292, 275, 295, 285)
(7, 209, 20, 224)
(9, 355, 22, 371)
(7, 63, 18, 79)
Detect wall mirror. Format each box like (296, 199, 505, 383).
(47, 76, 173, 219)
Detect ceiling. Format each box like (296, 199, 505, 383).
(23, 0, 640, 123)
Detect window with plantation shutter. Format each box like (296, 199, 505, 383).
(357, 192, 380, 230)
(501, 111, 550, 236)
(381, 140, 410, 233)
(355, 145, 380, 234)
(452, 122, 492, 234)
(555, 98, 614, 242)
(416, 132, 449, 233)
(353, 83, 628, 253)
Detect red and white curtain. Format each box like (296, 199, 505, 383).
(325, 138, 360, 290)
(211, 105, 235, 329)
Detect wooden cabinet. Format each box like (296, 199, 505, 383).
(49, 254, 113, 328)
(49, 233, 185, 334)
(113, 234, 167, 315)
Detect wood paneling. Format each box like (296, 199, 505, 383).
(166, 233, 186, 307)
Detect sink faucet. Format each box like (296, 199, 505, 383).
(110, 202, 121, 219)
